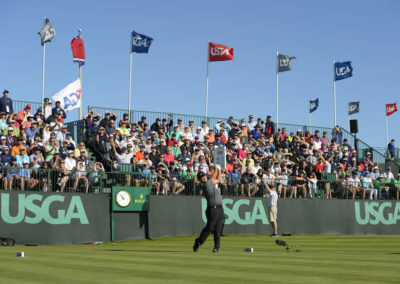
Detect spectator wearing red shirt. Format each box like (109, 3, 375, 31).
(277, 127, 288, 143)
(219, 129, 227, 143)
(315, 157, 325, 179)
(164, 147, 175, 165)
(238, 145, 249, 160)
(167, 133, 178, 147)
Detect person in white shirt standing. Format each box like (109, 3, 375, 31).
(266, 181, 278, 237)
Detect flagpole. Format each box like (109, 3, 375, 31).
(385, 114, 388, 147)
(205, 40, 210, 121)
(276, 51, 279, 131)
(309, 104, 311, 127)
(128, 29, 133, 120)
(41, 42, 46, 114)
(78, 28, 83, 120)
(333, 61, 337, 127)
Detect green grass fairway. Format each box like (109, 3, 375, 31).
(1, 235, 400, 283)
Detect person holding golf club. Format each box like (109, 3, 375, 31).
(266, 178, 278, 237)
(193, 164, 223, 253)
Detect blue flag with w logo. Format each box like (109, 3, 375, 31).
(131, 30, 153, 53)
(309, 99, 319, 113)
(334, 61, 353, 81)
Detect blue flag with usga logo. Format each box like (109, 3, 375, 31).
(309, 98, 319, 113)
(334, 61, 353, 81)
(131, 30, 153, 53)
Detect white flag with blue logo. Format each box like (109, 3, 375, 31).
(51, 79, 81, 112)
(309, 99, 319, 113)
(131, 30, 153, 53)
(334, 61, 353, 81)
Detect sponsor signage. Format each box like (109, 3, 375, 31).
(355, 202, 400, 225)
(0, 193, 88, 225)
(112, 187, 150, 211)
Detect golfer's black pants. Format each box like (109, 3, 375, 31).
(198, 206, 224, 249)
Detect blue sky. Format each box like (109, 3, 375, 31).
(1, 0, 399, 147)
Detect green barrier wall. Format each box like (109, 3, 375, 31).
(2, 192, 400, 245)
(0, 191, 110, 245)
(149, 196, 400, 238)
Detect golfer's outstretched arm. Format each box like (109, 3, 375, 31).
(211, 165, 221, 184)
(264, 180, 272, 193)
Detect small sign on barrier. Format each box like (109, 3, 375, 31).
(112, 187, 150, 212)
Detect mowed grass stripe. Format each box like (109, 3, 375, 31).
(0, 235, 399, 283)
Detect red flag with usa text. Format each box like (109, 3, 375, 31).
(386, 103, 397, 116)
(71, 37, 85, 65)
(209, 42, 234, 62)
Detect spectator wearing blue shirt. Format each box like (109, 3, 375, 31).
(16, 148, 30, 166)
(88, 118, 99, 136)
(228, 165, 242, 195)
(251, 125, 262, 140)
(388, 139, 395, 160)
(0, 146, 12, 166)
(0, 90, 13, 114)
(52, 101, 67, 119)
(213, 134, 225, 147)
(26, 121, 40, 141)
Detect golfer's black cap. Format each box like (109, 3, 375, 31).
(197, 171, 206, 179)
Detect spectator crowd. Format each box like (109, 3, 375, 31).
(84, 108, 400, 200)
(2, 88, 399, 199)
(0, 90, 104, 193)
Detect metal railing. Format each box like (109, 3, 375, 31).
(12, 100, 41, 114)
(87, 106, 231, 131)
(5, 166, 399, 200)
(66, 119, 86, 143)
(374, 147, 400, 161)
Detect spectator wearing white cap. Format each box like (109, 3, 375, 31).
(384, 167, 394, 181)
(0, 136, 7, 151)
(4, 121, 19, 137)
(5, 128, 17, 147)
(214, 120, 231, 135)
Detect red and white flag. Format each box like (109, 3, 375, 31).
(208, 42, 234, 62)
(71, 37, 85, 65)
(386, 103, 397, 116)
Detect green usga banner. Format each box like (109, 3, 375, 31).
(0, 191, 110, 245)
(149, 196, 400, 238)
(112, 187, 149, 211)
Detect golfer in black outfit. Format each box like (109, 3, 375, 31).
(193, 165, 224, 253)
